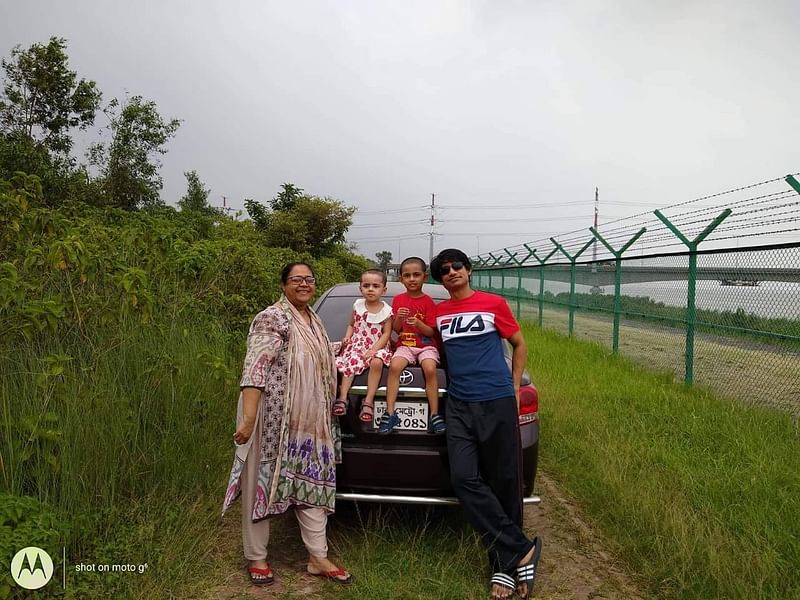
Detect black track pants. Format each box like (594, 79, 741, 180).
(446, 394, 534, 574)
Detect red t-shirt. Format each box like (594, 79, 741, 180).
(392, 292, 438, 348)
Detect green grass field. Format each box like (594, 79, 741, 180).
(522, 321, 800, 599)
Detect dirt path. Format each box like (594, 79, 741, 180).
(201, 471, 643, 599)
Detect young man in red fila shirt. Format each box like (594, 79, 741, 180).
(431, 248, 541, 600)
(377, 257, 445, 435)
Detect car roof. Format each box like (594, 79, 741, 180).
(321, 281, 450, 301)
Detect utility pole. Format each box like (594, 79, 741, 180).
(428, 193, 435, 263)
(592, 187, 599, 263)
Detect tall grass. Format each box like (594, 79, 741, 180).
(1, 315, 240, 597)
(522, 322, 800, 599)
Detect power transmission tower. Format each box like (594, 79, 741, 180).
(428, 193, 436, 263)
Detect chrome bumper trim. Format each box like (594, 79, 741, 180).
(335, 492, 541, 506)
(349, 386, 446, 398)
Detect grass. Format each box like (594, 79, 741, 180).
(522, 321, 800, 599)
(0, 315, 240, 598)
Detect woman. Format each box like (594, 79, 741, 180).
(222, 262, 352, 586)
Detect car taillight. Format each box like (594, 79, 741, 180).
(518, 385, 538, 425)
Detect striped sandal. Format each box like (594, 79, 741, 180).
(489, 572, 515, 599)
(516, 537, 542, 599)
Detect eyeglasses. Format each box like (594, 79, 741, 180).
(439, 261, 466, 276)
(286, 275, 316, 285)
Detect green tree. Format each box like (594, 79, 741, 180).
(375, 250, 392, 271)
(0, 37, 101, 156)
(271, 183, 303, 211)
(245, 184, 356, 257)
(89, 96, 180, 210)
(178, 170, 214, 213)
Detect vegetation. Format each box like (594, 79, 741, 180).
(0, 36, 371, 599)
(523, 323, 800, 599)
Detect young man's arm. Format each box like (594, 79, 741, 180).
(507, 331, 527, 409)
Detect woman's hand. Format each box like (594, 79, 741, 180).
(234, 419, 255, 445)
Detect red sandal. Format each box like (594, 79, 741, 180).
(307, 566, 352, 585)
(247, 564, 274, 586)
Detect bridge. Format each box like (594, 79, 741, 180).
(471, 265, 800, 286)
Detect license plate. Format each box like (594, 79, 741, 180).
(373, 400, 429, 431)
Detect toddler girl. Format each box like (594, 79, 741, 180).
(334, 269, 393, 421)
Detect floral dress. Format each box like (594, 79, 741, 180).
(335, 298, 393, 377)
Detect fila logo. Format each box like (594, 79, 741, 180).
(438, 312, 496, 339)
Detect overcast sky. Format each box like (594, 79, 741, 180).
(1, 0, 798, 261)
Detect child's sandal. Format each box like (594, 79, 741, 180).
(332, 399, 347, 416)
(359, 401, 374, 422)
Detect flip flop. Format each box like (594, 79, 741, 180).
(516, 537, 542, 599)
(489, 572, 515, 599)
(307, 566, 353, 585)
(247, 564, 274, 586)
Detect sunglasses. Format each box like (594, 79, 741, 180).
(287, 275, 316, 285)
(439, 261, 466, 276)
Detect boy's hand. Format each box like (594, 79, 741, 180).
(396, 307, 410, 321)
(406, 316, 420, 328)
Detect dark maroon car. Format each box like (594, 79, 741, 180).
(314, 282, 540, 506)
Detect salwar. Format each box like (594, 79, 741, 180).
(446, 394, 534, 574)
(240, 417, 328, 560)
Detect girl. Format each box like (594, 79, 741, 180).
(333, 269, 393, 422)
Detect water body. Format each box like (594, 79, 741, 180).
(518, 278, 800, 320)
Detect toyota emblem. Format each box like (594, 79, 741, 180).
(399, 370, 414, 385)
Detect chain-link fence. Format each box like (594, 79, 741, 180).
(473, 242, 800, 417)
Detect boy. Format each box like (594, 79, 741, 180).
(431, 248, 541, 599)
(377, 257, 445, 435)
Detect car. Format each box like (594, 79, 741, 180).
(313, 281, 541, 506)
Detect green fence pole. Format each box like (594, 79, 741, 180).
(527, 243, 557, 328)
(654, 208, 732, 384)
(786, 174, 800, 194)
(551, 236, 595, 336)
(504, 249, 524, 318)
(590, 226, 646, 353)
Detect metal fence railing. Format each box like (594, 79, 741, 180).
(473, 242, 800, 417)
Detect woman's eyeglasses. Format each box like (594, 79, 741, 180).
(287, 275, 316, 285)
(439, 261, 465, 276)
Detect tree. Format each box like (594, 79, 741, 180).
(244, 184, 356, 257)
(178, 170, 213, 213)
(0, 37, 101, 155)
(271, 183, 303, 212)
(89, 96, 180, 210)
(375, 250, 393, 272)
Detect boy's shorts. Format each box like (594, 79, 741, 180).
(393, 345, 440, 365)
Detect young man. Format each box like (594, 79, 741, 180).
(431, 248, 541, 600)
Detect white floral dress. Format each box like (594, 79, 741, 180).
(335, 299, 393, 377)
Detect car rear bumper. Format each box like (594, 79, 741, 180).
(335, 492, 542, 506)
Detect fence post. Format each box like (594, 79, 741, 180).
(505, 249, 524, 318)
(654, 208, 732, 384)
(551, 236, 596, 336)
(590, 227, 647, 353)
(526, 243, 558, 328)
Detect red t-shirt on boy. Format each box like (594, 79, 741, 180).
(392, 292, 438, 348)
